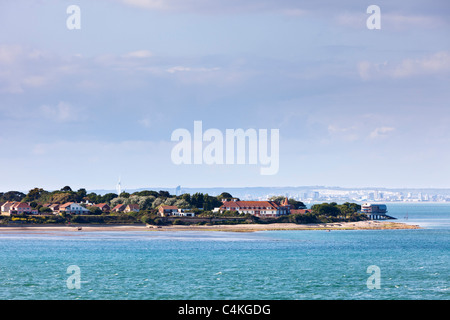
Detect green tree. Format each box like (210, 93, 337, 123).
(152, 197, 164, 209)
(133, 190, 159, 197)
(203, 194, 222, 211)
(180, 193, 191, 203)
(76, 188, 87, 202)
(174, 199, 190, 209)
(1, 191, 26, 202)
(269, 195, 285, 202)
(99, 193, 118, 204)
(110, 197, 127, 207)
(337, 202, 361, 217)
(137, 196, 155, 210)
(288, 199, 306, 209)
(24, 188, 47, 202)
(163, 197, 177, 206)
(86, 192, 100, 204)
(39, 207, 53, 214)
(29, 201, 38, 208)
(49, 191, 77, 204)
(88, 206, 102, 215)
(191, 193, 204, 208)
(158, 190, 171, 198)
(311, 203, 340, 217)
(289, 212, 319, 224)
(217, 192, 234, 201)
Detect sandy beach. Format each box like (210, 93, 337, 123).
(0, 220, 421, 233)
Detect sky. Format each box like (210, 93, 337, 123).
(0, 0, 449, 192)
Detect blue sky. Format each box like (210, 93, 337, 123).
(0, 0, 449, 191)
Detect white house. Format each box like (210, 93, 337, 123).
(59, 202, 90, 215)
(159, 205, 195, 217)
(1, 201, 16, 214)
(175, 209, 195, 217)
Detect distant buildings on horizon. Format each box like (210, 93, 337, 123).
(149, 186, 450, 203)
(165, 186, 450, 203)
(263, 189, 449, 204)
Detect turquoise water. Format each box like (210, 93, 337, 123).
(0, 203, 448, 300)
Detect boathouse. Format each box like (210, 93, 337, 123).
(361, 203, 389, 220)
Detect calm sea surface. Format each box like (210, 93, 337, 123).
(0, 203, 448, 300)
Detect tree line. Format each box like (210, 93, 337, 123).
(0, 187, 365, 222)
(0, 187, 307, 213)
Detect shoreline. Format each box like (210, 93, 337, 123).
(0, 220, 421, 233)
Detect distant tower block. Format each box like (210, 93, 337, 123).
(176, 185, 181, 196)
(116, 177, 122, 196)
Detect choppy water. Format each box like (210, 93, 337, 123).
(0, 203, 448, 300)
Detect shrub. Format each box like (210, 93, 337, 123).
(289, 213, 320, 224)
(173, 219, 184, 225)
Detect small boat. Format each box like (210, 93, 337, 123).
(77, 227, 82, 231)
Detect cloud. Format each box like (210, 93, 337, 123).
(334, 12, 365, 28)
(0, 45, 65, 94)
(21, 75, 48, 87)
(166, 66, 220, 74)
(357, 61, 372, 81)
(115, 0, 450, 27)
(40, 102, 79, 123)
(30, 139, 172, 171)
(391, 52, 450, 78)
(164, 65, 228, 85)
(369, 127, 395, 139)
(0, 44, 23, 64)
(327, 124, 359, 142)
(382, 13, 447, 30)
(120, 0, 167, 10)
(115, 0, 311, 14)
(123, 50, 153, 59)
(278, 8, 307, 17)
(358, 52, 450, 80)
(167, 66, 192, 73)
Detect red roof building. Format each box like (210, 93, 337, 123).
(94, 203, 110, 212)
(219, 200, 290, 217)
(1, 202, 34, 215)
(10, 202, 32, 215)
(290, 209, 312, 215)
(111, 204, 126, 212)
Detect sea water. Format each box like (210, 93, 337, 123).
(0, 203, 448, 300)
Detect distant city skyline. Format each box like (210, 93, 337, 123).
(3, 183, 450, 204)
(0, 1, 449, 191)
(51, 185, 450, 203)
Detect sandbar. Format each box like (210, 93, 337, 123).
(0, 220, 421, 233)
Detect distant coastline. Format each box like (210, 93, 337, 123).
(0, 220, 421, 233)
